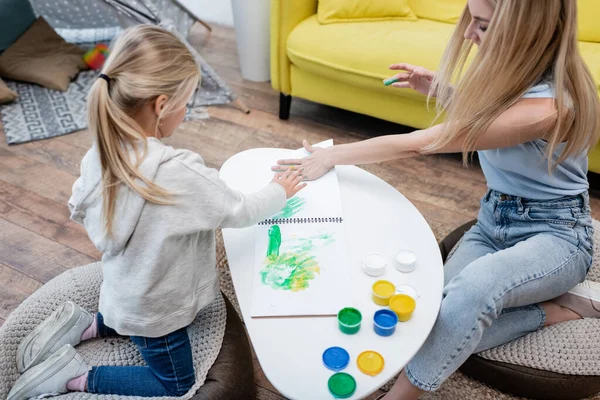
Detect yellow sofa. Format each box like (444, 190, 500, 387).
(271, 0, 600, 173)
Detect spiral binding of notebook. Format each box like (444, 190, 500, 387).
(258, 217, 344, 226)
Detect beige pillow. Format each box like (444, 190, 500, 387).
(0, 17, 87, 92)
(0, 78, 17, 104)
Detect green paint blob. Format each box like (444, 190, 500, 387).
(260, 251, 320, 291)
(272, 196, 305, 219)
(266, 225, 281, 260)
(260, 230, 336, 292)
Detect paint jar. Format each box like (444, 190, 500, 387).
(372, 280, 396, 306)
(394, 249, 417, 272)
(328, 372, 357, 399)
(395, 284, 420, 300)
(362, 253, 387, 277)
(337, 307, 362, 334)
(373, 309, 398, 337)
(389, 294, 416, 322)
(357, 350, 385, 376)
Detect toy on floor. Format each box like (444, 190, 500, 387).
(83, 44, 109, 70)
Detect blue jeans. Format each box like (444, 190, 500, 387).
(406, 190, 594, 391)
(87, 313, 195, 396)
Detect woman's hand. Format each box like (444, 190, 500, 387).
(272, 140, 333, 181)
(386, 63, 436, 96)
(271, 168, 307, 199)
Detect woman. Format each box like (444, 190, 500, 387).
(273, 1, 600, 398)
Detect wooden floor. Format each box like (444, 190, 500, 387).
(2, 23, 600, 399)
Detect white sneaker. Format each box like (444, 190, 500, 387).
(553, 280, 600, 318)
(8, 344, 88, 400)
(17, 301, 93, 373)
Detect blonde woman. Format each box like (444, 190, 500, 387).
(8, 26, 305, 399)
(274, 0, 600, 398)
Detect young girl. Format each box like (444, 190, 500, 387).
(8, 25, 305, 399)
(274, 1, 600, 399)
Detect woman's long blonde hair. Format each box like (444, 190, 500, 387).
(427, 0, 600, 167)
(87, 25, 200, 235)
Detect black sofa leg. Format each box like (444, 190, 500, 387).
(279, 93, 292, 120)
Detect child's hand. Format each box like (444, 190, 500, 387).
(272, 168, 307, 199)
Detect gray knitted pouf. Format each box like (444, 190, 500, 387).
(0, 262, 227, 400)
(445, 219, 600, 400)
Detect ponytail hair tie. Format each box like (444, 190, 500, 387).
(98, 73, 111, 83)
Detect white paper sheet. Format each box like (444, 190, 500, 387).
(252, 223, 351, 317)
(250, 140, 352, 317)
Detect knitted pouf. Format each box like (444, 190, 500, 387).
(440, 219, 600, 400)
(0, 262, 227, 400)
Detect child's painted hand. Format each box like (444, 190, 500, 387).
(272, 140, 333, 181)
(272, 168, 307, 199)
(386, 63, 436, 96)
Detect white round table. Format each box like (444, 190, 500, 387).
(220, 148, 444, 400)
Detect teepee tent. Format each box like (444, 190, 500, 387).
(31, 0, 240, 109)
(0, 0, 246, 144)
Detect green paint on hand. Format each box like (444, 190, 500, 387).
(383, 76, 400, 86)
(266, 225, 282, 260)
(272, 197, 305, 220)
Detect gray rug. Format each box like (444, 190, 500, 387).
(1, 57, 230, 145)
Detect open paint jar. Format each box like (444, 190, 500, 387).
(394, 249, 417, 272)
(362, 253, 387, 276)
(372, 280, 396, 306)
(389, 294, 416, 322)
(337, 307, 362, 334)
(373, 309, 398, 337)
(395, 284, 419, 300)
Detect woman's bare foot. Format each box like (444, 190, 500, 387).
(381, 370, 424, 400)
(540, 301, 582, 327)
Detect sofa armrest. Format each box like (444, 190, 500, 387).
(270, 0, 318, 94)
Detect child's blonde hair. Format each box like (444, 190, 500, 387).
(427, 0, 600, 167)
(87, 25, 200, 235)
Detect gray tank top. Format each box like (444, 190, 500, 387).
(477, 83, 588, 200)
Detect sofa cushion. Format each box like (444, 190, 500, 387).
(0, 78, 17, 104)
(0, 17, 87, 92)
(288, 15, 600, 102)
(317, 0, 416, 25)
(411, 0, 600, 42)
(288, 15, 454, 102)
(579, 0, 600, 43)
(408, 0, 466, 24)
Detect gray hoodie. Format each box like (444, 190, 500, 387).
(68, 137, 286, 337)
